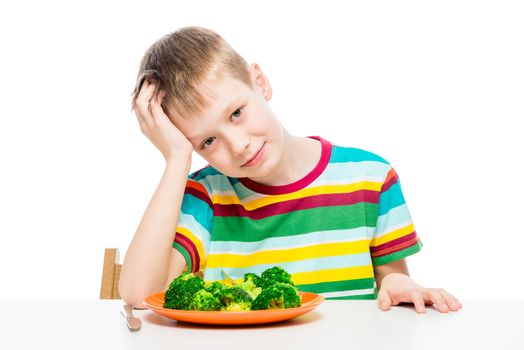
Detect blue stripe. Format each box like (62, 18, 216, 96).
(331, 146, 389, 164)
(321, 161, 390, 182)
(177, 212, 211, 248)
(181, 193, 213, 230)
(377, 182, 406, 216)
(190, 166, 220, 179)
(375, 204, 413, 235)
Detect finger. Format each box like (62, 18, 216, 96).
(136, 80, 155, 106)
(149, 91, 170, 121)
(145, 84, 158, 112)
(146, 86, 165, 121)
(141, 94, 164, 132)
(150, 90, 166, 110)
(377, 289, 392, 311)
(427, 290, 449, 313)
(440, 290, 462, 311)
(411, 290, 426, 314)
(133, 102, 146, 128)
(133, 81, 157, 133)
(149, 96, 169, 125)
(135, 82, 157, 121)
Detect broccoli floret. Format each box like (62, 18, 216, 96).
(163, 272, 205, 310)
(219, 286, 253, 311)
(189, 289, 222, 311)
(252, 282, 302, 310)
(204, 281, 224, 298)
(243, 272, 261, 286)
(238, 273, 262, 300)
(280, 283, 302, 308)
(260, 266, 294, 287)
(252, 284, 284, 310)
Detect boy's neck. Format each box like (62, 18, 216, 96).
(247, 132, 322, 187)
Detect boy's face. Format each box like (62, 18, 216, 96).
(170, 63, 285, 180)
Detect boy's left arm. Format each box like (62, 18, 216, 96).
(374, 259, 463, 313)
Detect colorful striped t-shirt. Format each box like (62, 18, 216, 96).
(173, 136, 423, 300)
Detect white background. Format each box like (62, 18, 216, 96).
(0, 0, 522, 300)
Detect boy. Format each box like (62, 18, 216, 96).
(119, 26, 462, 314)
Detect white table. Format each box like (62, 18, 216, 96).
(1, 300, 523, 350)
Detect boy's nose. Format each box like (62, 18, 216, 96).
(226, 133, 250, 157)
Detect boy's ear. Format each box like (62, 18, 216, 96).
(249, 63, 272, 101)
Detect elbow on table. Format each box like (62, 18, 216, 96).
(119, 281, 152, 310)
(120, 291, 149, 310)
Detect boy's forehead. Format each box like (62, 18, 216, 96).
(202, 73, 249, 99)
(173, 75, 251, 139)
(194, 74, 250, 116)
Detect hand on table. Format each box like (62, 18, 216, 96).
(377, 273, 463, 313)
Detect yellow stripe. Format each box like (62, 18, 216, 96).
(206, 278, 245, 285)
(206, 266, 375, 285)
(205, 239, 370, 268)
(177, 227, 207, 268)
(211, 181, 382, 210)
(370, 224, 415, 247)
(292, 265, 375, 285)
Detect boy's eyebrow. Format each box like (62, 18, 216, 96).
(186, 98, 244, 142)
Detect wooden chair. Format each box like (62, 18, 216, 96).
(100, 248, 122, 299)
(100, 248, 195, 300)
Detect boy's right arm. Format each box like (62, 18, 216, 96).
(118, 81, 194, 308)
(119, 160, 189, 308)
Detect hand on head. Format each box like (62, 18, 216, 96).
(133, 80, 194, 163)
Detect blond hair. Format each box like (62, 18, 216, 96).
(130, 26, 252, 119)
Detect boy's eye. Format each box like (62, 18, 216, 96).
(232, 108, 243, 119)
(201, 137, 216, 149)
(200, 108, 243, 150)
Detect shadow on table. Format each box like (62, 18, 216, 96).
(385, 302, 459, 314)
(143, 310, 324, 329)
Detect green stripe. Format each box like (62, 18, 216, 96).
(212, 202, 378, 242)
(327, 293, 377, 300)
(296, 277, 375, 294)
(173, 242, 193, 272)
(372, 241, 423, 266)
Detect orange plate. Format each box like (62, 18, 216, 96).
(143, 291, 324, 325)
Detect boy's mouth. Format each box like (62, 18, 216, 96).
(241, 142, 266, 167)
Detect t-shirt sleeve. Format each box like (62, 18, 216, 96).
(172, 178, 213, 273)
(370, 166, 423, 266)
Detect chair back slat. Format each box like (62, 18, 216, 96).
(112, 264, 122, 299)
(100, 248, 121, 299)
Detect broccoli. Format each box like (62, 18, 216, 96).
(162, 267, 300, 311)
(259, 266, 294, 288)
(243, 272, 261, 286)
(189, 289, 222, 311)
(252, 284, 284, 310)
(252, 282, 302, 310)
(280, 283, 302, 308)
(238, 273, 262, 300)
(219, 286, 253, 311)
(163, 272, 205, 310)
(204, 281, 224, 298)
